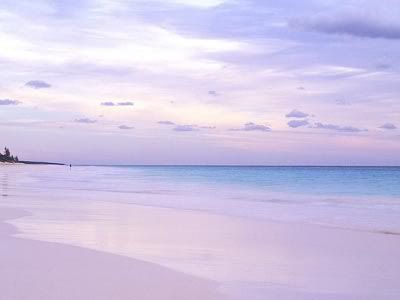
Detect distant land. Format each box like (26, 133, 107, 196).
(20, 161, 65, 166)
(0, 147, 65, 165)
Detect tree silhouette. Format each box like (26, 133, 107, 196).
(1, 147, 19, 163)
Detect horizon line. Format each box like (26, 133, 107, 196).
(74, 164, 400, 168)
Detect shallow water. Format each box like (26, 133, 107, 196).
(2, 165, 399, 232)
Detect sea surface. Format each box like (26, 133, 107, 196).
(2, 165, 400, 232)
(1, 164, 400, 299)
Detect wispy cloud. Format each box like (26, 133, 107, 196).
(173, 124, 198, 131)
(335, 99, 351, 106)
(380, 123, 397, 130)
(230, 122, 271, 132)
(376, 63, 391, 70)
(101, 102, 116, 106)
(101, 101, 134, 107)
(118, 101, 134, 106)
(0, 99, 21, 105)
(171, 123, 215, 131)
(288, 120, 309, 128)
(312, 122, 367, 133)
(286, 109, 309, 118)
(74, 118, 97, 124)
(118, 125, 134, 130)
(291, 12, 400, 40)
(158, 120, 175, 125)
(25, 80, 51, 89)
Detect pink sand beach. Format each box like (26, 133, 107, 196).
(0, 208, 227, 300)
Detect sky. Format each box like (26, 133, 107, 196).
(0, 0, 399, 165)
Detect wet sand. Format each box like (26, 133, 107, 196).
(0, 208, 227, 300)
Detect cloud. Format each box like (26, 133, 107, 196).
(335, 99, 351, 106)
(25, 80, 51, 89)
(101, 101, 134, 107)
(172, 0, 225, 8)
(158, 120, 175, 125)
(208, 90, 219, 96)
(376, 63, 391, 70)
(101, 102, 116, 106)
(0, 99, 21, 105)
(380, 123, 397, 130)
(291, 12, 400, 40)
(286, 109, 309, 118)
(173, 124, 198, 131)
(230, 122, 271, 132)
(74, 118, 97, 124)
(288, 119, 309, 128)
(118, 125, 134, 130)
(117, 101, 134, 106)
(171, 123, 215, 131)
(313, 122, 367, 133)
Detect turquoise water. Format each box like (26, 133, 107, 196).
(105, 166, 400, 199)
(2, 165, 400, 231)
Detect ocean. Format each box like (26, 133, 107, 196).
(2, 165, 400, 232)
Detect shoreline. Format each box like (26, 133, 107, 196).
(0, 161, 65, 166)
(0, 207, 228, 300)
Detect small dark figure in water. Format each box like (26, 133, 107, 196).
(69, 164, 72, 169)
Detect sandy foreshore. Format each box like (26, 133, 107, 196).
(0, 208, 227, 300)
(2, 204, 400, 300)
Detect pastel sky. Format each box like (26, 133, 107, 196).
(1, 0, 399, 165)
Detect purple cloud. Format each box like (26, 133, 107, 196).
(208, 90, 219, 96)
(173, 125, 198, 132)
(101, 101, 134, 107)
(0, 99, 21, 105)
(288, 120, 309, 128)
(286, 109, 309, 118)
(335, 99, 351, 106)
(101, 102, 116, 106)
(313, 122, 367, 133)
(74, 118, 97, 124)
(118, 125, 134, 130)
(376, 63, 391, 70)
(291, 13, 400, 40)
(231, 122, 271, 132)
(380, 123, 397, 130)
(170, 123, 215, 131)
(25, 80, 51, 89)
(158, 121, 175, 125)
(117, 102, 134, 106)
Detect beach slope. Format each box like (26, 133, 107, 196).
(0, 208, 227, 300)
